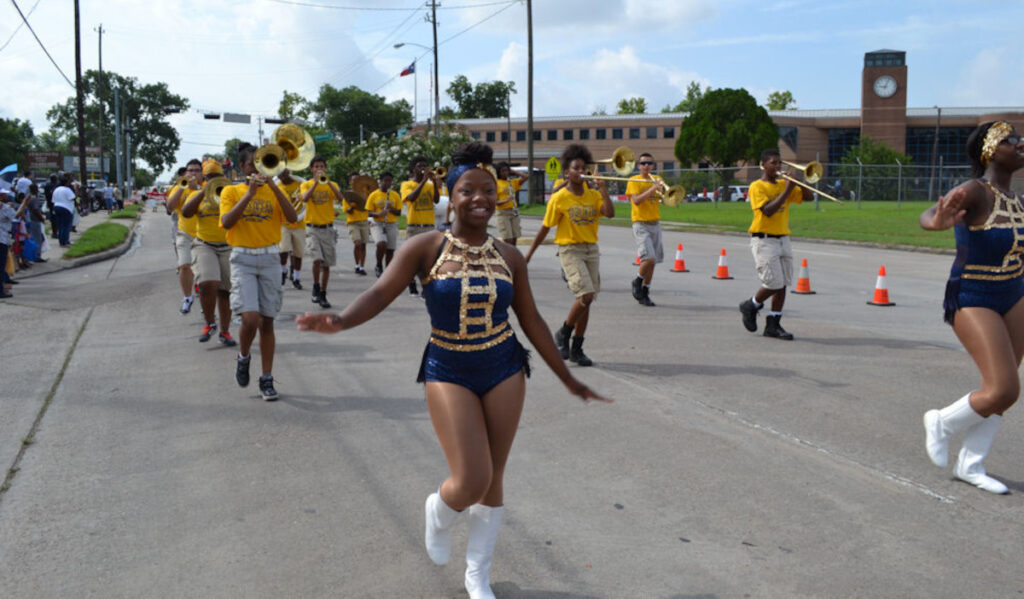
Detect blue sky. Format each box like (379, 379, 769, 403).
(1, 0, 1021, 177)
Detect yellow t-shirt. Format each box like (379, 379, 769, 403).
(496, 178, 522, 211)
(190, 189, 228, 243)
(278, 179, 304, 229)
(299, 180, 337, 226)
(625, 175, 664, 222)
(542, 187, 604, 245)
(343, 194, 368, 224)
(748, 178, 803, 236)
(365, 189, 402, 223)
(219, 182, 285, 248)
(171, 184, 199, 237)
(400, 179, 436, 226)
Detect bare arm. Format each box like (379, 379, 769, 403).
(524, 224, 551, 263)
(221, 185, 254, 230)
(759, 181, 798, 218)
(267, 179, 298, 223)
(296, 232, 443, 333)
(180, 188, 205, 218)
(921, 180, 982, 231)
(596, 180, 615, 218)
(628, 178, 660, 206)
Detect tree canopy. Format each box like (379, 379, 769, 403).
(616, 97, 647, 114)
(279, 85, 412, 145)
(45, 69, 189, 176)
(836, 135, 913, 201)
(662, 82, 709, 113)
(0, 118, 35, 168)
(445, 75, 516, 119)
(766, 90, 796, 110)
(674, 88, 779, 168)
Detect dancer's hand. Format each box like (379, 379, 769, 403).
(927, 187, 969, 230)
(566, 378, 612, 404)
(296, 312, 343, 333)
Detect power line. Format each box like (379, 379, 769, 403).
(261, 0, 515, 9)
(8, 0, 75, 88)
(0, 0, 41, 53)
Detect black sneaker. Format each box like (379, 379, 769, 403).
(739, 299, 759, 332)
(639, 288, 655, 307)
(218, 331, 237, 347)
(292, 278, 303, 290)
(318, 293, 332, 309)
(569, 338, 593, 367)
(311, 282, 322, 304)
(258, 374, 279, 401)
(374, 264, 383, 277)
(631, 277, 643, 300)
(236, 354, 251, 387)
(554, 327, 570, 360)
(199, 322, 217, 342)
(281, 271, 287, 286)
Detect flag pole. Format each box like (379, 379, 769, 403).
(414, 59, 418, 124)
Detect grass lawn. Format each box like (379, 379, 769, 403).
(110, 204, 142, 219)
(63, 222, 131, 258)
(520, 200, 954, 250)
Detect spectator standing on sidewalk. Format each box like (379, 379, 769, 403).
(0, 190, 26, 297)
(51, 175, 77, 247)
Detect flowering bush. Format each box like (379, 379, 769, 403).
(328, 127, 471, 185)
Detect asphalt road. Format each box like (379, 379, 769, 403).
(1, 208, 1022, 598)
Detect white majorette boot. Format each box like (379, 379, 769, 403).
(923, 393, 984, 468)
(464, 504, 504, 599)
(953, 415, 1009, 494)
(424, 490, 460, 565)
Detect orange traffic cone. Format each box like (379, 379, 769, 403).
(634, 252, 642, 265)
(867, 265, 895, 306)
(671, 243, 689, 273)
(792, 258, 815, 294)
(712, 248, 733, 280)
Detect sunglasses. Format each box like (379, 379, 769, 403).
(1000, 135, 1022, 146)
(638, 161, 655, 166)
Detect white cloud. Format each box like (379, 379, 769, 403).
(952, 44, 1024, 107)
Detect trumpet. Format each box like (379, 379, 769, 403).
(777, 160, 842, 204)
(317, 174, 329, 185)
(176, 176, 192, 189)
(433, 166, 448, 179)
(594, 146, 636, 176)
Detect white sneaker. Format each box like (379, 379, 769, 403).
(180, 296, 194, 315)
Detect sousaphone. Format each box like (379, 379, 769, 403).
(255, 124, 316, 177)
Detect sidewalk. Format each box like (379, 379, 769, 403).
(11, 197, 144, 280)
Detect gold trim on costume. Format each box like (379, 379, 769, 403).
(981, 121, 1013, 166)
(963, 181, 1024, 277)
(429, 327, 513, 351)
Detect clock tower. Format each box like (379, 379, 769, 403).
(861, 49, 908, 153)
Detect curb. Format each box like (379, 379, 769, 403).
(17, 217, 141, 280)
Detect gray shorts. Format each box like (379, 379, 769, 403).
(750, 235, 793, 290)
(230, 248, 283, 318)
(305, 225, 336, 266)
(175, 230, 194, 268)
(495, 210, 521, 240)
(372, 221, 399, 249)
(632, 221, 664, 263)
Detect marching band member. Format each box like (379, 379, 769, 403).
(345, 171, 370, 276)
(166, 159, 202, 315)
(299, 156, 343, 309)
(365, 172, 402, 278)
(524, 144, 615, 367)
(625, 152, 665, 307)
(181, 159, 236, 347)
(220, 143, 298, 401)
(401, 156, 440, 296)
(297, 142, 609, 599)
(277, 169, 305, 289)
(493, 162, 523, 246)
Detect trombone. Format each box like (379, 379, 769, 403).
(779, 160, 843, 204)
(583, 171, 686, 207)
(594, 146, 636, 176)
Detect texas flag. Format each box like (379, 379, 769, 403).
(400, 61, 415, 77)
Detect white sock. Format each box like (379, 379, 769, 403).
(281, 265, 288, 273)
(768, 310, 782, 317)
(751, 296, 762, 309)
(293, 272, 300, 281)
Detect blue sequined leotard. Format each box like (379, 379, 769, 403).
(417, 232, 530, 396)
(944, 180, 1024, 324)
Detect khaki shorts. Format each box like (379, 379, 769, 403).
(174, 230, 194, 268)
(193, 241, 231, 291)
(632, 221, 664, 263)
(348, 220, 370, 244)
(495, 210, 521, 240)
(750, 235, 793, 290)
(406, 223, 434, 238)
(280, 225, 305, 258)
(230, 249, 282, 318)
(558, 243, 601, 297)
(305, 225, 336, 266)
(371, 221, 399, 250)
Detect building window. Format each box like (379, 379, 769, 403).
(547, 130, 558, 141)
(663, 127, 675, 138)
(595, 128, 607, 140)
(580, 129, 590, 140)
(779, 125, 798, 152)
(906, 126, 974, 168)
(612, 128, 623, 140)
(471, 131, 481, 140)
(597, 164, 608, 174)
(629, 128, 641, 139)
(563, 129, 574, 140)
(501, 131, 509, 142)
(533, 130, 541, 141)
(646, 127, 658, 139)
(485, 131, 496, 142)
(516, 130, 526, 142)
(662, 161, 674, 172)
(827, 128, 861, 170)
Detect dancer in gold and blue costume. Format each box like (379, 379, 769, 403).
(921, 121, 1024, 494)
(297, 142, 609, 599)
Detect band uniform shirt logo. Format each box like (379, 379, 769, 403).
(299, 179, 336, 225)
(219, 182, 285, 248)
(365, 189, 403, 223)
(542, 186, 604, 245)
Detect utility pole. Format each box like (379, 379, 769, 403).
(928, 106, 942, 203)
(95, 23, 105, 183)
(114, 87, 123, 193)
(74, 1, 88, 196)
(428, 1, 440, 138)
(526, 0, 534, 203)
(125, 126, 133, 193)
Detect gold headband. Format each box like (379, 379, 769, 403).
(981, 121, 1013, 166)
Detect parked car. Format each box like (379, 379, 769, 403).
(715, 185, 749, 202)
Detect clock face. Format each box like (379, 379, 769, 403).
(873, 75, 897, 98)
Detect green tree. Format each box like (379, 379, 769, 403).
(445, 75, 517, 119)
(766, 90, 796, 110)
(616, 97, 647, 114)
(0, 118, 35, 168)
(278, 90, 312, 122)
(591, 105, 608, 116)
(308, 84, 412, 142)
(674, 88, 778, 168)
(437, 106, 459, 120)
(836, 135, 913, 201)
(328, 126, 470, 185)
(133, 166, 155, 188)
(45, 69, 189, 176)
(662, 81, 709, 113)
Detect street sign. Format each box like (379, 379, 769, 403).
(313, 133, 335, 142)
(545, 156, 561, 181)
(27, 152, 62, 169)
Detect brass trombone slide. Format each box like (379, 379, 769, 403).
(777, 160, 842, 204)
(583, 173, 686, 207)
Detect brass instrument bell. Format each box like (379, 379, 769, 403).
(595, 146, 636, 176)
